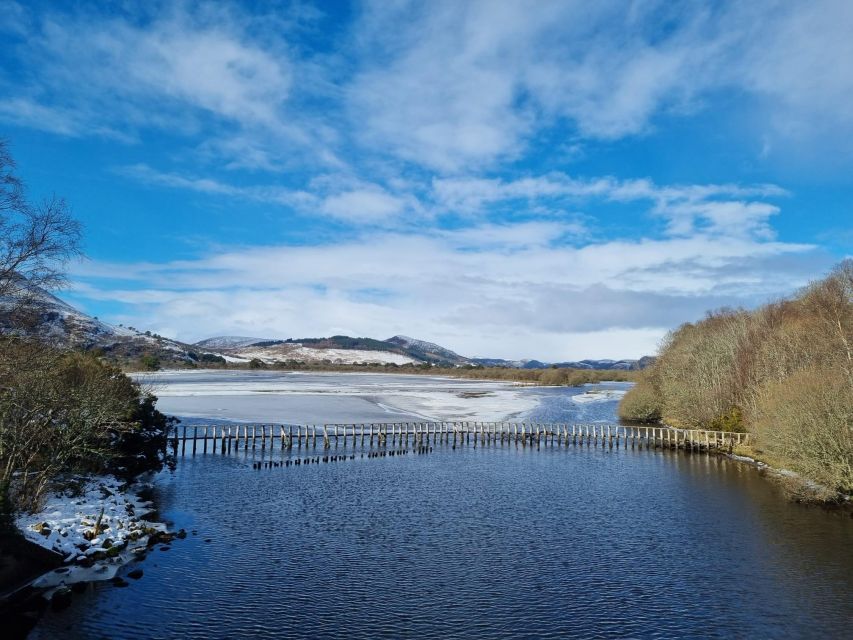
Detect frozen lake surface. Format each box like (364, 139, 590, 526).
(135, 370, 624, 424)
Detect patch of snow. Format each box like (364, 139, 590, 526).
(221, 354, 250, 363)
(195, 336, 273, 349)
(16, 475, 167, 594)
(571, 389, 627, 404)
(235, 345, 418, 365)
(387, 335, 463, 360)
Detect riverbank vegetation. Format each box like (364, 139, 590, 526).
(619, 261, 852, 496)
(412, 364, 638, 386)
(0, 140, 171, 532)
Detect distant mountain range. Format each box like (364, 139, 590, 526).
(0, 287, 654, 369)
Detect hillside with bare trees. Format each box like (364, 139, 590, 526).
(620, 261, 853, 496)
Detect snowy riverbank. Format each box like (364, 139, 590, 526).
(15, 475, 172, 597)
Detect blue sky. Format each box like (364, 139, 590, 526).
(1, 0, 850, 360)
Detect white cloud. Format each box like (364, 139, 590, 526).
(118, 160, 787, 237)
(72, 219, 822, 360)
(116, 163, 420, 224)
(726, 1, 853, 136)
(433, 173, 787, 239)
(31, 11, 286, 128)
(0, 3, 329, 165)
(347, 0, 853, 170)
(321, 187, 407, 223)
(3, 1, 852, 172)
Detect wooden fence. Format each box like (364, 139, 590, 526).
(170, 422, 749, 456)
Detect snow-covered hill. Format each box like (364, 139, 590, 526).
(234, 344, 418, 366)
(194, 336, 273, 349)
(385, 335, 467, 364)
(1, 287, 652, 369)
(0, 286, 197, 363)
(1, 287, 134, 348)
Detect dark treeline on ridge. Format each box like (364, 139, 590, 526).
(620, 261, 852, 497)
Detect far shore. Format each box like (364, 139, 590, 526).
(127, 363, 639, 389)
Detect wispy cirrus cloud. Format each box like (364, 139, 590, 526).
(347, 0, 853, 171)
(4, 1, 852, 173)
(116, 163, 417, 224)
(433, 174, 787, 239)
(0, 1, 337, 170)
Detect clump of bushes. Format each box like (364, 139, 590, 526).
(0, 340, 173, 521)
(140, 353, 161, 370)
(618, 374, 661, 423)
(619, 260, 852, 495)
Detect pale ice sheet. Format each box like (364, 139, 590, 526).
(136, 370, 540, 423)
(571, 389, 626, 404)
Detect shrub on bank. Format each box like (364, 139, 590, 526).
(752, 368, 852, 495)
(0, 340, 173, 522)
(618, 378, 662, 423)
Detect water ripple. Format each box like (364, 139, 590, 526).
(30, 443, 853, 640)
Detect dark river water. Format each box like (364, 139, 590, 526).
(29, 375, 853, 639)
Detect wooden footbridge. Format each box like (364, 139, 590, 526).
(171, 422, 750, 456)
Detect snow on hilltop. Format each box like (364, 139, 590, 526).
(234, 344, 418, 366)
(1, 286, 137, 347)
(194, 336, 274, 349)
(386, 335, 467, 364)
(0, 285, 200, 363)
(2, 287, 651, 369)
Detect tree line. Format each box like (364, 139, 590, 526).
(619, 261, 852, 496)
(146, 355, 640, 386)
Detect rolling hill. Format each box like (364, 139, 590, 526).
(1, 287, 652, 369)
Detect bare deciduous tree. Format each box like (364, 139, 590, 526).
(620, 260, 853, 496)
(0, 139, 82, 318)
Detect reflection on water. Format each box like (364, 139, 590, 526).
(30, 376, 852, 639)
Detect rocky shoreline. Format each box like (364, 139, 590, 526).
(2, 474, 179, 638)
